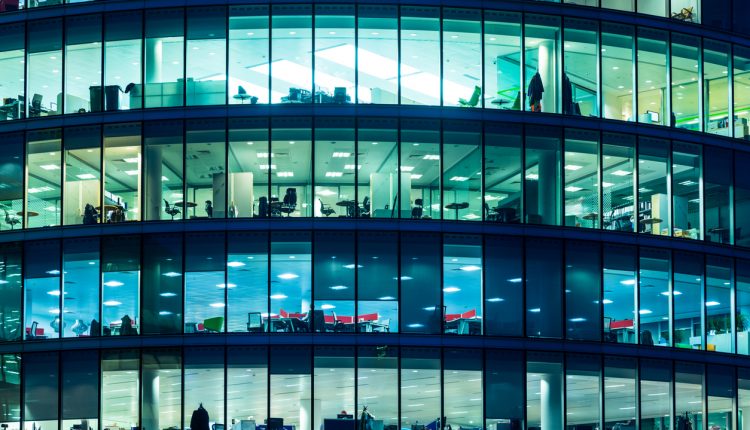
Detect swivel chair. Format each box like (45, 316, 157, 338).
(164, 199, 180, 220)
(4, 209, 20, 229)
(281, 188, 297, 216)
(319, 199, 336, 217)
(359, 196, 371, 218)
(258, 197, 269, 218)
(411, 199, 424, 219)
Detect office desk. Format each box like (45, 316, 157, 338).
(357, 321, 389, 333)
(267, 317, 309, 333)
(444, 318, 481, 335)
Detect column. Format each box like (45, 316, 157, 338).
(300, 398, 321, 430)
(141, 370, 160, 430)
(538, 41, 556, 114)
(540, 371, 563, 430)
(145, 145, 162, 221)
(537, 150, 558, 225)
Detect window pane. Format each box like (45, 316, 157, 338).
(400, 7, 440, 106)
(272, 5, 312, 104)
(314, 118, 356, 217)
(401, 119, 440, 220)
(186, 7, 227, 106)
(640, 359, 672, 430)
(272, 118, 312, 217)
(102, 235, 140, 336)
(357, 6, 398, 104)
(357, 118, 398, 219)
(602, 0, 635, 12)
(704, 41, 731, 136)
(313, 231, 354, 332)
(443, 8, 481, 108)
(741, 369, 750, 428)
(733, 46, 750, 139)
(144, 121, 184, 221)
(675, 363, 704, 430)
(527, 352, 563, 430)
(62, 238, 100, 338)
(484, 11, 521, 111)
(186, 118, 226, 219)
(227, 346, 267, 426)
(142, 234, 183, 335)
(673, 252, 704, 349)
(358, 345, 398, 427)
(0, 244, 22, 341)
(27, 19, 62, 117)
(228, 6, 269, 105)
(602, 23, 635, 122)
(484, 123, 522, 223)
(604, 357, 636, 429)
(227, 232, 268, 333)
(23, 352, 59, 429)
(0, 24, 25, 120)
(707, 365, 734, 430)
(101, 350, 139, 430)
(444, 235, 482, 335)
(526, 238, 563, 338)
(706, 256, 733, 353)
(0, 132, 24, 229)
(603, 244, 637, 344)
(228, 118, 269, 218)
(104, 11, 143, 111)
(444, 348, 482, 428)
(314, 346, 354, 420)
(270, 232, 311, 331)
(145, 9, 184, 108)
(142, 349, 181, 430)
(24, 240, 61, 340)
(65, 15, 102, 114)
(566, 240, 601, 341)
(525, 126, 561, 226)
(637, 0, 667, 17)
(444, 121, 481, 220)
(184, 347, 224, 429)
(637, 29, 668, 126)
(672, 142, 701, 239)
(738, 260, 750, 355)
(704, 147, 732, 244)
(270, 346, 311, 430)
(64, 125, 101, 225)
(638, 138, 670, 236)
(484, 236, 522, 336)
(735, 152, 750, 247)
(486, 349, 523, 430)
(314, 5, 354, 104)
(566, 354, 601, 430)
(671, 34, 700, 131)
(401, 348, 441, 428)
(639, 248, 671, 346)
(184, 232, 226, 333)
(563, 18, 599, 117)
(61, 350, 99, 428)
(26, 129, 62, 228)
(602, 133, 636, 232)
(525, 15, 560, 114)
(0, 354, 21, 430)
(103, 123, 141, 221)
(357, 231, 398, 333)
(564, 129, 599, 228)
(401, 232, 441, 334)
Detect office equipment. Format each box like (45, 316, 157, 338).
(281, 188, 297, 216)
(324, 420, 355, 430)
(319, 199, 336, 216)
(29, 94, 44, 117)
(212, 425, 225, 430)
(247, 312, 263, 332)
(336, 415, 353, 420)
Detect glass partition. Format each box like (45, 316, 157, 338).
(734, 46, 750, 139)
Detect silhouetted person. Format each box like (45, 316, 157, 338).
(641, 329, 654, 346)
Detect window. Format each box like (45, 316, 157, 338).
(444, 348, 482, 428)
(525, 126, 561, 226)
(314, 5, 355, 104)
(358, 345, 398, 427)
(602, 133, 636, 232)
(314, 118, 356, 217)
(675, 362, 703, 430)
(738, 260, 750, 355)
(26, 129, 62, 228)
(564, 129, 600, 228)
(486, 349, 523, 430)
(638, 138, 670, 236)
(271, 5, 312, 104)
(566, 354, 601, 430)
(144, 121, 184, 221)
(706, 256, 733, 353)
(27, 19, 62, 117)
(142, 234, 183, 335)
(145, 9, 185, 108)
(0, 244, 22, 341)
(640, 359, 672, 430)
(484, 123, 522, 222)
(314, 346, 354, 419)
(444, 121, 482, 220)
(0, 354, 21, 430)
(401, 348, 441, 428)
(23, 352, 59, 430)
(61, 350, 99, 430)
(184, 232, 226, 333)
(401, 232, 441, 334)
(707, 365, 734, 430)
(526, 238, 563, 338)
(400, 119, 441, 220)
(184, 347, 225, 428)
(673, 252, 704, 349)
(563, 18, 599, 117)
(443, 8, 482, 108)
(103, 123, 141, 221)
(602, 0, 634, 12)
(566, 241, 601, 341)
(357, 118, 398, 219)
(734, 152, 750, 247)
(104, 11, 143, 111)
(444, 235, 482, 335)
(603, 244, 638, 344)
(186, 7, 227, 106)
(227, 346, 267, 426)
(357, 5, 398, 104)
(638, 0, 668, 17)
(484, 236, 523, 336)
(733, 46, 750, 139)
(637, 29, 668, 126)
(357, 231, 398, 333)
(65, 14, 102, 114)
(671, 34, 700, 131)
(101, 235, 140, 336)
(0, 24, 24, 120)
(313, 231, 354, 332)
(604, 357, 637, 429)
(525, 15, 560, 114)
(704, 41, 731, 136)
(141, 349, 181, 430)
(400, 6, 440, 106)
(0, 133, 24, 229)
(639, 248, 671, 346)
(671, 0, 700, 23)
(101, 350, 139, 430)
(271, 118, 312, 217)
(24, 241, 61, 340)
(602, 23, 635, 122)
(527, 352, 563, 430)
(484, 11, 521, 110)
(672, 142, 701, 239)
(63, 126, 101, 225)
(270, 346, 311, 430)
(228, 6, 269, 105)
(270, 232, 311, 330)
(227, 232, 268, 333)
(228, 118, 269, 218)
(704, 147, 732, 244)
(62, 238, 100, 338)
(186, 119, 226, 219)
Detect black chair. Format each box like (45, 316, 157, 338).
(359, 196, 371, 218)
(411, 198, 424, 219)
(258, 197, 269, 218)
(247, 312, 263, 332)
(333, 87, 348, 104)
(29, 94, 43, 118)
(281, 188, 297, 216)
(311, 310, 326, 332)
(164, 199, 180, 220)
(319, 199, 336, 216)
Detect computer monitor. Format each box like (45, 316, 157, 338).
(337, 415, 353, 420)
(266, 418, 284, 430)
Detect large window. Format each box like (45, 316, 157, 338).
(61, 238, 100, 338)
(526, 238, 563, 338)
(271, 118, 312, 217)
(313, 231, 355, 332)
(228, 6, 269, 105)
(314, 118, 356, 217)
(672, 142, 701, 239)
(525, 127, 561, 225)
(564, 129, 600, 228)
(444, 121, 482, 220)
(186, 119, 226, 219)
(184, 232, 226, 333)
(401, 232, 441, 334)
(0, 244, 22, 342)
(227, 232, 268, 333)
(144, 121, 184, 221)
(65, 15, 102, 114)
(357, 231, 398, 333)
(357, 118, 398, 219)
(602, 23, 635, 121)
(673, 252, 704, 349)
(400, 7, 440, 106)
(525, 15, 560, 114)
(141, 234, 183, 335)
(104, 11, 143, 111)
(357, 5, 398, 104)
(704, 147, 732, 244)
(443, 235, 482, 335)
(23, 352, 59, 430)
(270, 346, 310, 430)
(484, 11, 521, 110)
(401, 119, 441, 220)
(484, 123, 522, 222)
(26, 129, 62, 228)
(270, 232, 311, 331)
(0, 133, 24, 229)
(637, 29, 668, 126)
(671, 34, 701, 131)
(640, 248, 671, 346)
(0, 24, 25, 121)
(24, 240, 61, 340)
(101, 351, 139, 430)
(484, 236, 523, 336)
(706, 256, 733, 353)
(0, 354, 21, 430)
(103, 123, 141, 222)
(63, 126, 101, 226)
(640, 359, 672, 430)
(638, 138, 670, 236)
(603, 244, 638, 344)
(141, 349, 181, 430)
(228, 118, 269, 218)
(271, 5, 312, 104)
(704, 40, 731, 136)
(27, 19, 62, 118)
(566, 241, 601, 341)
(602, 133, 636, 232)
(186, 7, 227, 106)
(101, 236, 140, 336)
(443, 8, 482, 108)
(563, 18, 599, 117)
(314, 5, 355, 105)
(145, 9, 185, 108)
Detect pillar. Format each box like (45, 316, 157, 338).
(541, 372, 563, 430)
(537, 151, 558, 225)
(538, 41, 556, 114)
(145, 145, 163, 221)
(145, 39, 163, 84)
(141, 370, 160, 430)
(300, 398, 321, 430)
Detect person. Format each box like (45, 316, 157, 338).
(641, 329, 654, 346)
(191, 404, 210, 430)
(205, 200, 213, 218)
(120, 315, 136, 336)
(83, 204, 98, 225)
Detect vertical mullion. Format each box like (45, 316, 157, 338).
(439, 7, 444, 107)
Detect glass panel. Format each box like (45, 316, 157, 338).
(566, 354, 601, 430)
(526, 352, 563, 430)
(144, 121, 184, 221)
(141, 349, 181, 430)
(314, 346, 354, 420)
(637, 0, 668, 17)
(62, 238, 100, 338)
(401, 119, 441, 220)
(313, 231, 355, 332)
(525, 126, 561, 226)
(640, 359, 672, 430)
(270, 346, 311, 430)
(704, 41, 731, 136)
(443, 8, 482, 108)
(444, 348, 482, 428)
(741, 369, 750, 430)
(227, 346, 267, 427)
(704, 147, 732, 244)
(103, 123, 141, 222)
(357, 118, 398, 219)
(186, 119, 226, 219)
(735, 152, 750, 247)
(401, 348, 441, 429)
(24, 240, 60, 340)
(671, 34, 700, 131)
(486, 349, 523, 430)
(0, 23, 25, 120)
(673, 252, 704, 349)
(400, 7, 440, 106)
(604, 357, 637, 430)
(707, 366, 734, 430)
(61, 350, 99, 430)
(0, 244, 22, 341)
(563, 18, 599, 117)
(444, 235, 482, 335)
(186, 7, 227, 106)
(184, 232, 226, 333)
(672, 142, 701, 239)
(525, 15, 560, 114)
(484, 11, 521, 110)
(314, 5, 355, 104)
(526, 238, 563, 338)
(65, 15, 102, 114)
(564, 129, 599, 228)
(141, 234, 183, 335)
(314, 118, 356, 217)
(566, 240, 601, 341)
(358, 345, 398, 428)
(484, 235, 522, 336)
(637, 29, 668, 126)
(228, 117, 269, 218)
(145, 9, 185, 108)
(0, 354, 21, 430)
(27, 19, 62, 117)
(738, 260, 750, 355)
(733, 46, 750, 139)
(0, 132, 24, 229)
(101, 235, 140, 336)
(357, 231, 398, 333)
(444, 121, 481, 220)
(603, 244, 638, 344)
(401, 232, 441, 334)
(184, 348, 225, 429)
(63, 126, 101, 226)
(102, 351, 139, 430)
(602, 133, 636, 232)
(23, 352, 59, 430)
(270, 232, 311, 331)
(228, 6, 269, 105)
(227, 232, 268, 333)
(484, 123, 521, 222)
(272, 5, 312, 104)
(104, 11, 143, 111)
(675, 363, 703, 430)
(706, 256, 733, 353)
(602, 0, 635, 12)
(639, 248, 671, 347)
(357, 5, 398, 104)
(602, 23, 635, 122)
(638, 138, 670, 236)
(26, 129, 62, 228)
(271, 118, 312, 217)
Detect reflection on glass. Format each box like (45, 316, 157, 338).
(527, 352, 563, 430)
(485, 236, 522, 336)
(566, 241, 601, 341)
(704, 41, 731, 136)
(603, 244, 637, 344)
(401, 348, 440, 429)
(563, 18, 599, 117)
(640, 359, 672, 430)
(704, 147, 732, 244)
(186, 119, 226, 219)
(227, 346, 267, 427)
(61, 350, 98, 430)
(604, 357, 637, 430)
(734, 46, 750, 139)
(272, 119, 312, 217)
(444, 349, 482, 428)
(227, 232, 268, 333)
(525, 15, 560, 114)
(104, 11, 143, 111)
(357, 232, 398, 333)
(525, 127, 560, 225)
(443, 9, 481, 108)
(526, 238, 562, 338)
(357, 118, 398, 219)
(602, 23, 634, 122)
(141, 234, 183, 335)
(270, 346, 311, 430)
(444, 235, 482, 335)
(102, 236, 140, 336)
(314, 119, 356, 217)
(564, 129, 599, 228)
(401, 233, 441, 334)
(228, 118, 269, 218)
(23, 352, 59, 430)
(707, 365, 734, 430)
(0, 133, 24, 229)
(24, 241, 60, 340)
(0, 24, 25, 121)
(185, 233, 226, 333)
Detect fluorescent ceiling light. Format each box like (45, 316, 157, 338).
(257, 153, 273, 158)
(706, 301, 721, 306)
(450, 176, 469, 182)
(40, 164, 60, 170)
(125, 170, 139, 176)
(277, 172, 294, 177)
(679, 180, 697, 186)
(602, 182, 614, 188)
(344, 164, 362, 170)
(487, 297, 504, 302)
(28, 186, 53, 194)
(330, 285, 348, 290)
(160, 292, 177, 297)
(103, 280, 124, 287)
(460, 265, 481, 272)
(103, 300, 122, 307)
(46, 269, 60, 275)
(379, 296, 395, 300)
(612, 170, 631, 176)
(400, 166, 415, 172)
(602, 299, 613, 304)
(507, 278, 523, 283)
(316, 189, 337, 196)
(326, 172, 343, 177)
(410, 174, 422, 179)
(343, 264, 363, 269)
(423, 154, 440, 160)
(564, 164, 583, 171)
(47, 290, 61, 296)
(277, 273, 299, 280)
(463, 213, 481, 220)
(124, 157, 140, 163)
(525, 173, 539, 180)
(76, 173, 96, 180)
(270, 293, 288, 299)
(639, 309, 652, 315)
(565, 186, 583, 192)
(620, 279, 636, 286)
(528, 308, 541, 313)
(332, 152, 351, 158)
(443, 286, 461, 293)
(209, 303, 226, 308)
(216, 283, 237, 289)
(163, 272, 181, 277)
(260, 164, 277, 170)
(320, 304, 336, 310)
(569, 317, 587, 322)
(227, 261, 245, 268)
(159, 311, 173, 316)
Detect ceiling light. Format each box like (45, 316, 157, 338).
(209, 303, 226, 308)
(487, 297, 504, 302)
(46, 270, 60, 275)
(423, 154, 440, 160)
(602, 182, 614, 187)
(400, 276, 413, 281)
(569, 317, 587, 322)
(103, 300, 122, 306)
(330, 285, 348, 290)
(75, 173, 96, 180)
(529, 308, 541, 313)
(160, 292, 177, 297)
(47, 290, 61, 296)
(344, 164, 362, 170)
(410, 174, 422, 179)
(270, 294, 288, 299)
(460, 265, 481, 272)
(602, 299, 613, 304)
(639, 309, 652, 315)
(320, 304, 336, 310)
(216, 283, 237, 289)
(565, 164, 583, 171)
(257, 153, 273, 158)
(332, 152, 351, 158)
(40, 164, 60, 170)
(260, 164, 277, 170)
(227, 261, 246, 268)
(159, 311, 173, 315)
(163, 272, 181, 277)
(104, 281, 124, 287)
(443, 286, 461, 293)
(343, 264, 363, 269)
(125, 170, 139, 176)
(450, 176, 469, 182)
(277, 172, 294, 177)
(400, 166, 415, 172)
(565, 186, 583, 192)
(124, 157, 140, 163)
(278, 273, 299, 280)
(706, 301, 721, 306)
(525, 173, 539, 180)
(317, 189, 337, 196)
(507, 278, 522, 283)
(326, 172, 343, 177)
(679, 180, 697, 186)
(379, 296, 395, 300)
(620, 279, 636, 286)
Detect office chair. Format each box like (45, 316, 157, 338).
(319, 199, 336, 216)
(411, 199, 424, 219)
(164, 199, 180, 220)
(29, 94, 43, 118)
(359, 196, 371, 218)
(202, 317, 224, 333)
(27, 321, 39, 339)
(247, 312, 263, 332)
(258, 197, 269, 218)
(333, 87, 348, 104)
(459, 85, 482, 107)
(281, 188, 297, 216)
(311, 309, 326, 333)
(331, 311, 345, 333)
(4, 209, 20, 229)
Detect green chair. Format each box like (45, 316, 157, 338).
(203, 317, 224, 333)
(459, 86, 482, 107)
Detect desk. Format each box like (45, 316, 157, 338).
(336, 200, 357, 217)
(444, 318, 480, 335)
(357, 321, 389, 333)
(267, 317, 309, 333)
(445, 202, 469, 219)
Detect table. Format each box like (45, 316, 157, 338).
(268, 317, 309, 333)
(17, 211, 39, 217)
(708, 227, 729, 244)
(336, 200, 357, 217)
(445, 202, 469, 219)
(174, 201, 197, 208)
(444, 318, 481, 335)
(357, 321, 389, 333)
(639, 217, 663, 225)
(582, 212, 598, 227)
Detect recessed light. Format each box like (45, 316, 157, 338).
(443, 286, 461, 293)
(278, 273, 299, 280)
(104, 281, 124, 287)
(76, 173, 96, 180)
(103, 300, 122, 306)
(564, 164, 582, 171)
(40, 164, 60, 171)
